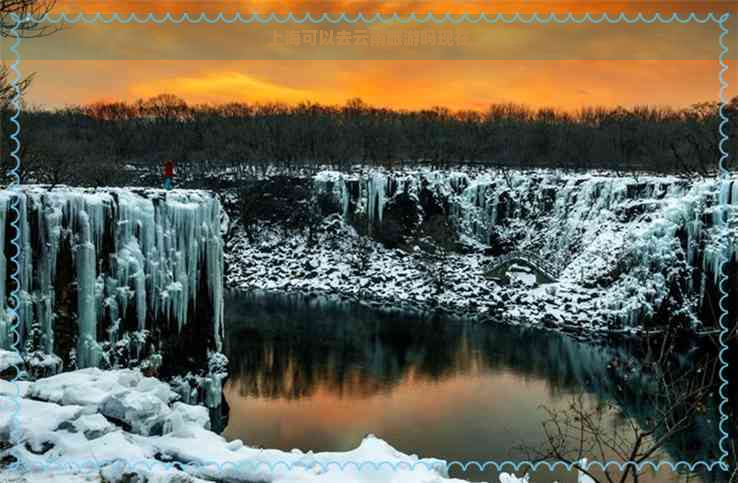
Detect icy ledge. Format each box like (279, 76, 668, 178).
(0, 368, 475, 483)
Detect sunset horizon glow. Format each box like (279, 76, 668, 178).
(9, 1, 737, 111)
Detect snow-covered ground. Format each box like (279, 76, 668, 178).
(0, 365, 475, 483)
(226, 219, 611, 337)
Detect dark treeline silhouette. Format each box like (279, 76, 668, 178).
(3, 94, 737, 187)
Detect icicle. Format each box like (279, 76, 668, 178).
(313, 171, 353, 221)
(367, 172, 388, 227)
(37, 201, 61, 353)
(205, 197, 225, 352)
(341, 179, 350, 220)
(76, 210, 98, 368)
(0, 186, 225, 368)
(17, 192, 33, 349)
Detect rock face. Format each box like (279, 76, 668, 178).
(0, 187, 225, 377)
(238, 169, 738, 329)
(241, 176, 317, 234)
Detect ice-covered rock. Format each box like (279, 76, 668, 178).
(0, 395, 83, 450)
(57, 413, 116, 440)
(164, 402, 211, 436)
(27, 368, 179, 435)
(101, 388, 173, 436)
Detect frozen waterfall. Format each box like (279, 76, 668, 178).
(0, 186, 225, 370)
(309, 169, 737, 328)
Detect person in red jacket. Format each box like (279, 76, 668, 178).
(163, 160, 175, 190)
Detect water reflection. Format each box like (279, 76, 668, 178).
(222, 291, 722, 483)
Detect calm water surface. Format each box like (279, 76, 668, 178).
(222, 291, 721, 483)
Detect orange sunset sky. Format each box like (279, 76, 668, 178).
(6, 1, 738, 111)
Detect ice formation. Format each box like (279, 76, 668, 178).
(0, 186, 225, 369)
(302, 169, 737, 328)
(367, 171, 389, 227)
(314, 170, 354, 219)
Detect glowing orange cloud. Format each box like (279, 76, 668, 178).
(129, 71, 334, 105)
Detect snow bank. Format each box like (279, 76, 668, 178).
(0, 394, 83, 451)
(27, 368, 179, 436)
(1, 368, 480, 483)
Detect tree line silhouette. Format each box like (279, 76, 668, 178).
(2, 93, 737, 187)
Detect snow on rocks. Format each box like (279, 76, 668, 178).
(12, 430, 151, 474)
(0, 349, 23, 375)
(142, 429, 470, 483)
(22, 352, 64, 380)
(57, 413, 116, 440)
(499, 474, 530, 483)
(0, 350, 64, 381)
(27, 368, 122, 407)
(1, 368, 480, 483)
(26, 368, 178, 436)
(0, 396, 83, 450)
(28, 368, 172, 408)
(225, 220, 609, 334)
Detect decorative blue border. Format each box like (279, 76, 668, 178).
(4, 11, 732, 480)
(12, 12, 732, 24)
(716, 12, 733, 477)
(6, 11, 25, 446)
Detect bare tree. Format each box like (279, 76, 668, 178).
(0, 0, 57, 38)
(0, 66, 32, 107)
(14, 93, 737, 185)
(518, 332, 725, 483)
(0, 0, 57, 103)
(0, 1, 58, 184)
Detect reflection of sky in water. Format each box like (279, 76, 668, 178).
(225, 369, 556, 459)
(222, 292, 720, 483)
